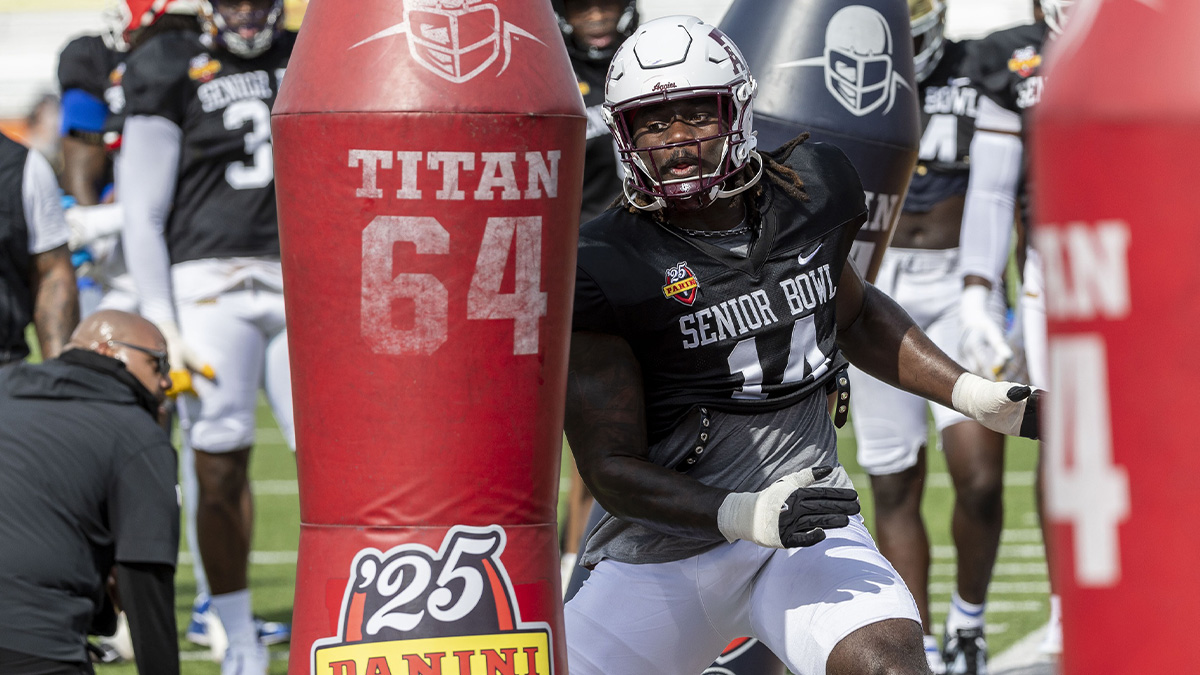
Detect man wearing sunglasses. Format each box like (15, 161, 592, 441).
(0, 310, 180, 675)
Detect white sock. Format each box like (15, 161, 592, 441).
(211, 589, 257, 649)
(1048, 594, 1062, 626)
(946, 591, 986, 632)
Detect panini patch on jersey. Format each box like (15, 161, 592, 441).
(662, 262, 699, 306)
(188, 54, 222, 82)
(1007, 46, 1042, 78)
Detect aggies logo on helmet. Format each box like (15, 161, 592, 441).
(663, 262, 700, 306)
(312, 526, 553, 674)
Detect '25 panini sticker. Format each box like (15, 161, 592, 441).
(313, 525, 553, 674)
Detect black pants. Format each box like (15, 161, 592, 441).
(0, 647, 94, 675)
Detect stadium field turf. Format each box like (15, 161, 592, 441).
(90, 397, 1045, 674)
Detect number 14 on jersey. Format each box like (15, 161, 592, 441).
(361, 215, 547, 357)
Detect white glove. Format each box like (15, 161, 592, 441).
(717, 466, 860, 549)
(959, 284, 1012, 380)
(65, 203, 124, 251)
(951, 372, 1041, 439)
(156, 320, 215, 397)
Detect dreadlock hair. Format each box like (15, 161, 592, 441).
(617, 132, 811, 226)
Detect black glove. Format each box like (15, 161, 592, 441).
(718, 465, 861, 549)
(779, 483, 861, 548)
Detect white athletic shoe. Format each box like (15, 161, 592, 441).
(222, 642, 269, 675)
(925, 634, 948, 674)
(1038, 616, 1063, 655)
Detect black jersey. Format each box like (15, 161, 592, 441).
(57, 35, 126, 138)
(964, 21, 1051, 126)
(904, 40, 982, 213)
(573, 57, 622, 224)
(963, 21, 1051, 227)
(574, 141, 866, 443)
(122, 30, 295, 264)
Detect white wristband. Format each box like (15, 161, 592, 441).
(951, 371, 1029, 436)
(716, 468, 822, 548)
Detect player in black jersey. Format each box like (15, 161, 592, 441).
(119, 2, 293, 673)
(551, 0, 635, 595)
(57, 30, 142, 319)
(958, 0, 1074, 658)
(846, 3, 1007, 673)
(563, 15, 1042, 675)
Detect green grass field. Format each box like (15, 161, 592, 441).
(86, 394, 1046, 674)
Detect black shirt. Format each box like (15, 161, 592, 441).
(0, 133, 31, 362)
(904, 39, 982, 213)
(574, 140, 865, 442)
(121, 30, 295, 264)
(963, 20, 1051, 228)
(573, 57, 623, 224)
(0, 353, 178, 665)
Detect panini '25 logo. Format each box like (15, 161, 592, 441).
(312, 525, 553, 675)
(662, 262, 699, 306)
(1008, 46, 1043, 78)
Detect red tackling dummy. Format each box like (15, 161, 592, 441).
(272, 1, 584, 672)
(1034, 0, 1200, 671)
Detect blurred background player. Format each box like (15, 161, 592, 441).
(119, 0, 295, 672)
(0, 126, 77, 368)
(846, 2, 1007, 673)
(958, 0, 1073, 659)
(550, 0, 635, 591)
(56, 10, 138, 318)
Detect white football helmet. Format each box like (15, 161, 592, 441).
(603, 15, 760, 211)
(1041, 0, 1074, 35)
(909, 0, 946, 82)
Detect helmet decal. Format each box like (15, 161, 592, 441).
(350, 0, 545, 84)
(774, 5, 915, 117)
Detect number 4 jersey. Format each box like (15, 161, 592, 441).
(122, 30, 295, 264)
(573, 140, 867, 444)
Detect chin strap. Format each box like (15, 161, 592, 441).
(715, 151, 763, 200)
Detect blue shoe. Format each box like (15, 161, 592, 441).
(255, 617, 290, 646)
(186, 594, 215, 647)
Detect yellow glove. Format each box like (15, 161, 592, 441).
(166, 364, 216, 398)
(156, 320, 216, 397)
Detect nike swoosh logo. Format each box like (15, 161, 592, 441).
(798, 244, 823, 266)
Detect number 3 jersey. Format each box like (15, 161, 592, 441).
(122, 30, 295, 264)
(574, 140, 867, 446)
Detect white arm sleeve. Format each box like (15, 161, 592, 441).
(119, 115, 182, 326)
(959, 95, 1024, 288)
(22, 150, 69, 254)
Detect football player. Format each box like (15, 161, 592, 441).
(845, 2, 1008, 673)
(118, 1, 294, 672)
(564, 15, 1041, 675)
(957, 0, 1073, 657)
(551, 0, 634, 596)
(57, 14, 139, 318)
